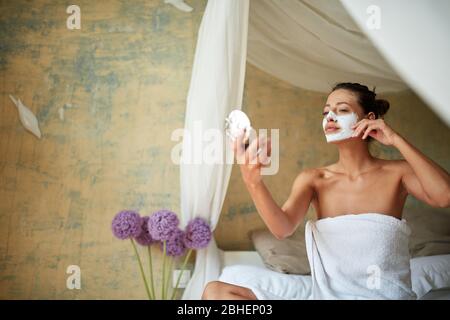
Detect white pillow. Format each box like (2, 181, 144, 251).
(410, 254, 450, 299)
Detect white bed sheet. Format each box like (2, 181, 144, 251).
(218, 250, 450, 300)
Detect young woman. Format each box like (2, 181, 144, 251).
(202, 83, 450, 300)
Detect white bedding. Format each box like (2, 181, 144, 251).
(219, 247, 450, 299)
(410, 254, 450, 299)
(220, 264, 312, 299)
(219, 263, 450, 300)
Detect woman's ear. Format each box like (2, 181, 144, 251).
(367, 112, 376, 120)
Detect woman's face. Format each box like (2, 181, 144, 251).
(322, 89, 365, 143)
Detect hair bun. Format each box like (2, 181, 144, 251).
(374, 99, 390, 118)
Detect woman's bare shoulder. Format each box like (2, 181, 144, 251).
(374, 158, 408, 172)
(298, 166, 331, 180)
(306, 159, 408, 175)
(313, 163, 340, 175)
(291, 167, 322, 192)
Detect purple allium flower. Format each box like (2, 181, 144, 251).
(135, 216, 157, 246)
(111, 210, 142, 240)
(148, 209, 179, 241)
(161, 228, 187, 257)
(183, 217, 212, 249)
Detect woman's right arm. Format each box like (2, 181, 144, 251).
(245, 171, 315, 239)
(232, 132, 315, 239)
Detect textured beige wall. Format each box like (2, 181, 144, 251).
(0, 0, 206, 299)
(1, 0, 449, 299)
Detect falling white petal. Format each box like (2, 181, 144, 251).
(9, 94, 42, 139)
(164, 0, 193, 12)
(9, 94, 18, 106)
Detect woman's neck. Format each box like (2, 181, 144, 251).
(335, 140, 376, 176)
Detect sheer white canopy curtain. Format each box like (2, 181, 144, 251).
(248, 0, 450, 126)
(340, 0, 450, 125)
(247, 0, 406, 93)
(180, 0, 450, 300)
(180, 0, 249, 300)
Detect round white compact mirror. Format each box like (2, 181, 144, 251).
(225, 109, 252, 142)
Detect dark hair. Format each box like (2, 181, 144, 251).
(331, 82, 390, 119)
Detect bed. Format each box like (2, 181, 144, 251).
(218, 249, 450, 300)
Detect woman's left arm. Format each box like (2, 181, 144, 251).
(354, 118, 450, 208)
(392, 133, 450, 208)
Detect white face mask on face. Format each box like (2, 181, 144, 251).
(322, 110, 359, 143)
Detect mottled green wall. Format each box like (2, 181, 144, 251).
(0, 0, 206, 299)
(1, 0, 449, 299)
(216, 65, 450, 250)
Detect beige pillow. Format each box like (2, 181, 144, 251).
(403, 206, 450, 257)
(250, 224, 310, 275)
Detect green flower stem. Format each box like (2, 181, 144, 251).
(130, 238, 152, 300)
(171, 248, 193, 300)
(165, 257, 173, 300)
(162, 240, 167, 299)
(147, 246, 156, 300)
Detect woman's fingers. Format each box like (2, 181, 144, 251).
(230, 129, 272, 168)
(352, 121, 369, 137)
(362, 124, 378, 139)
(352, 118, 371, 128)
(258, 137, 271, 165)
(233, 130, 246, 163)
(247, 135, 262, 164)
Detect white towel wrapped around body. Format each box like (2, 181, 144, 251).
(305, 213, 416, 299)
(219, 213, 417, 300)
